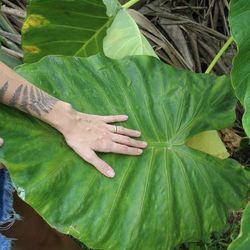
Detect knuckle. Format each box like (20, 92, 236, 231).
(122, 145, 129, 152)
(100, 140, 111, 151)
(124, 136, 131, 144)
(105, 131, 112, 138)
(97, 135, 104, 143)
(130, 147, 138, 154)
(102, 131, 110, 138)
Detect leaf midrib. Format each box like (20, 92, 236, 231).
(74, 18, 113, 56)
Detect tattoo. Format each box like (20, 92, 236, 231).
(0, 81, 58, 116)
(9, 85, 23, 106)
(0, 82, 8, 102)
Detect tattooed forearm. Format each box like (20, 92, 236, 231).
(0, 81, 58, 116)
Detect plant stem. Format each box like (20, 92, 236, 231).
(122, 0, 140, 9)
(205, 36, 234, 74)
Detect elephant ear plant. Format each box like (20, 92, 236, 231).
(22, 0, 156, 61)
(226, 0, 250, 248)
(0, 0, 249, 249)
(229, 0, 250, 137)
(0, 54, 248, 249)
(21, 0, 230, 159)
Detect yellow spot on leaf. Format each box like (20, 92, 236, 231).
(22, 14, 50, 33)
(186, 130, 230, 159)
(23, 45, 40, 54)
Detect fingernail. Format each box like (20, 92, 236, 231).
(142, 141, 147, 147)
(138, 149, 143, 154)
(0, 138, 4, 147)
(107, 169, 115, 178)
(136, 131, 141, 136)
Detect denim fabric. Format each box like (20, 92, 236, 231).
(0, 234, 11, 250)
(0, 169, 15, 250)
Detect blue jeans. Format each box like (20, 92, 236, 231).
(0, 168, 18, 250)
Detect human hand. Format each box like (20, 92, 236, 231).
(34, 98, 147, 178)
(58, 110, 147, 178)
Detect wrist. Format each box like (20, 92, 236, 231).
(41, 101, 77, 134)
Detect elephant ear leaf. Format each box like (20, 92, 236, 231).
(0, 55, 248, 250)
(22, 0, 112, 63)
(103, 8, 157, 59)
(228, 202, 250, 250)
(229, 0, 250, 137)
(103, 8, 229, 160)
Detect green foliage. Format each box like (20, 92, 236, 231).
(229, 0, 250, 137)
(22, 0, 155, 63)
(103, 9, 157, 59)
(0, 54, 248, 249)
(22, 0, 111, 63)
(178, 211, 243, 250)
(20, 0, 231, 160)
(228, 202, 250, 250)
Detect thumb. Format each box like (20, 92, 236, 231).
(83, 149, 115, 178)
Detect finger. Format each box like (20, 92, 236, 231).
(106, 124, 141, 137)
(0, 138, 4, 147)
(111, 143, 143, 155)
(83, 149, 115, 178)
(99, 115, 128, 123)
(112, 134, 147, 148)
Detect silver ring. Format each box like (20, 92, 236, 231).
(114, 125, 118, 133)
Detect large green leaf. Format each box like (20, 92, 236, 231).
(0, 55, 248, 249)
(21, 0, 231, 159)
(103, 8, 229, 159)
(228, 202, 250, 250)
(22, 0, 112, 63)
(229, 0, 250, 137)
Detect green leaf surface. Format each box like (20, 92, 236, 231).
(21, 0, 227, 160)
(0, 55, 248, 249)
(229, 0, 250, 137)
(103, 8, 228, 160)
(22, 0, 111, 63)
(103, 9, 157, 59)
(23, 0, 232, 158)
(228, 202, 250, 250)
